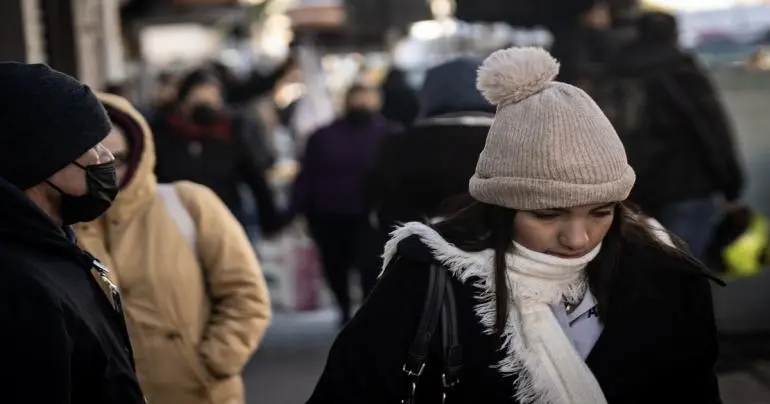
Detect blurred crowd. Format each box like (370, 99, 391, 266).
(0, 2, 764, 403)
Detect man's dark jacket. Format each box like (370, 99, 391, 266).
(0, 176, 145, 403)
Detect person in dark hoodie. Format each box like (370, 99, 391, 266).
(368, 56, 496, 240)
(609, 11, 745, 260)
(0, 63, 145, 403)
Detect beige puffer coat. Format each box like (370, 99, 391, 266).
(75, 93, 271, 404)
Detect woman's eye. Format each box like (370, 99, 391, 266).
(591, 210, 613, 218)
(532, 211, 560, 220)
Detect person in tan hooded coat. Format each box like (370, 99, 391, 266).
(75, 92, 271, 404)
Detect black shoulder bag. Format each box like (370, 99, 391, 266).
(401, 264, 463, 404)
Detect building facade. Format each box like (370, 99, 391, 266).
(0, 0, 125, 90)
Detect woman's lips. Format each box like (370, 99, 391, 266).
(548, 251, 585, 259)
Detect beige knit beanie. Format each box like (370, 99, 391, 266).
(469, 47, 636, 210)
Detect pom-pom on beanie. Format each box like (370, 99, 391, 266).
(469, 47, 636, 210)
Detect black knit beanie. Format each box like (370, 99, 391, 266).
(0, 63, 111, 190)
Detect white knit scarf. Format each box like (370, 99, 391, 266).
(383, 222, 608, 404)
(505, 241, 607, 404)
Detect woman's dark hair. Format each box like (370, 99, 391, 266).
(433, 198, 705, 337)
(433, 202, 515, 337)
(103, 105, 144, 188)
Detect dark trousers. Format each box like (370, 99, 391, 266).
(307, 214, 381, 323)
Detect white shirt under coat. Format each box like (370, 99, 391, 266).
(552, 290, 603, 359)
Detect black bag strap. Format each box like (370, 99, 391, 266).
(402, 264, 462, 404)
(403, 264, 446, 377)
(441, 278, 462, 390)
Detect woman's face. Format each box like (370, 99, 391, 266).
(514, 202, 616, 258)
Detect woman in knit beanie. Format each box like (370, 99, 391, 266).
(307, 47, 722, 404)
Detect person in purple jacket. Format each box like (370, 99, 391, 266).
(291, 83, 394, 326)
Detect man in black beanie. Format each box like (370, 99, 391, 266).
(0, 63, 145, 403)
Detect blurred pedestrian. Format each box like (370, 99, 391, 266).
(380, 67, 420, 128)
(291, 83, 394, 326)
(308, 47, 722, 404)
(76, 92, 271, 404)
(139, 71, 178, 128)
(0, 63, 144, 403)
(573, 0, 619, 94)
(609, 11, 745, 259)
(150, 68, 283, 236)
(368, 56, 495, 240)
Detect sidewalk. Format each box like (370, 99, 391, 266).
(244, 309, 337, 404)
(720, 362, 770, 404)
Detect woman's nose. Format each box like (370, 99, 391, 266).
(558, 222, 590, 252)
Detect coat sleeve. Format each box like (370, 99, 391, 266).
(234, 114, 285, 235)
(176, 181, 272, 378)
(306, 256, 428, 404)
(0, 275, 73, 403)
(235, 114, 276, 171)
(671, 276, 722, 403)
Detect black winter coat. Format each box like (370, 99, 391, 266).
(0, 177, 145, 404)
(611, 45, 744, 214)
(307, 224, 722, 404)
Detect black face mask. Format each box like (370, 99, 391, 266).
(191, 104, 221, 126)
(345, 108, 374, 125)
(47, 161, 119, 225)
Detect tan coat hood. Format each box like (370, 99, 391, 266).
(97, 92, 157, 224)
